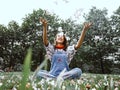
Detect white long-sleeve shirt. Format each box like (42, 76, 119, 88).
(45, 43, 77, 64)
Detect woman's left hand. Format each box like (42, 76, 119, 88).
(83, 22, 92, 31)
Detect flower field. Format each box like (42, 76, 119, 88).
(0, 49, 120, 90)
(0, 72, 120, 90)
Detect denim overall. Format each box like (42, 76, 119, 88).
(36, 50, 82, 79)
(49, 50, 69, 76)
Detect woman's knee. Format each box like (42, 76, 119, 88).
(36, 70, 47, 78)
(72, 68, 82, 78)
(74, 68, 82, 74)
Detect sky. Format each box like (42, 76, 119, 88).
(0, 0, 120, 26)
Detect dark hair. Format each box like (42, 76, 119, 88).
(54, 35, 68, 50)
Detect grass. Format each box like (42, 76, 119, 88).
(0, 48, 120, 90)
(0, 72, 120, 90)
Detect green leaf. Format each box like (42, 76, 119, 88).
(20, 48, 32, 90)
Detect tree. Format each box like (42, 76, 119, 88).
(0, 24, 8, 70)
(20, 9, 64, 70)
(80, 7, 118, 74)
(110, 6, 120, 74)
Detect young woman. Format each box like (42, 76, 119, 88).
(37, 18, 92, 79)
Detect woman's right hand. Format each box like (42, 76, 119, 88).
(40, 17, 49, 46)
(39, 17, 47, 27)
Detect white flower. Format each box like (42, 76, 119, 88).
(48, 80, 56, 87)
(0, 83, 3, 86)
(7, 80, 11, 83)
(33, 86, 40, 90)
(12, 87, 17, 90)
(77, 79, 84, 84)
(62, 85, 66, 90)
(103, 81, 108, 86)
(77, 79, 80, 83)
(104, 75, 107, 81)
(110, 77, 114, 89)
(92, 88, 96, 90)
(40, 79, 45, 84)
(0, 76, 5, 79)
(75, 84, 78, 90)
(114, 87, 119, 90)
(95, 84, 99, 88)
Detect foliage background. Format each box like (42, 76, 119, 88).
(0, 7, 120, 74)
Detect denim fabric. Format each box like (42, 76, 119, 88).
(36, 50, 82, 79)
(62, 68, 82, 79)
(49, 50, 69, 76)
(36, 70, 55, 79)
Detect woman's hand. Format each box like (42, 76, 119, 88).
(39, 17, 47, 27)
(40, 17, 49, 46)
(83, 22, 92, 31)
(75, 22, 92, 49)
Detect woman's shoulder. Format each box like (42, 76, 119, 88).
(45, 42, 55, 51)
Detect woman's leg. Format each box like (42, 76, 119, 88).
(36, 70, 55, 79)
(62, 68, 82, 79)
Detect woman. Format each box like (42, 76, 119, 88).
(37, 18, 92, 79)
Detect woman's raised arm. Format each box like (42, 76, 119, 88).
(39, 17, 49, 46)
(75, 22, 92, 49)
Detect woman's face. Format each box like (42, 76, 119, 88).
(56, 33, 65, 44)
